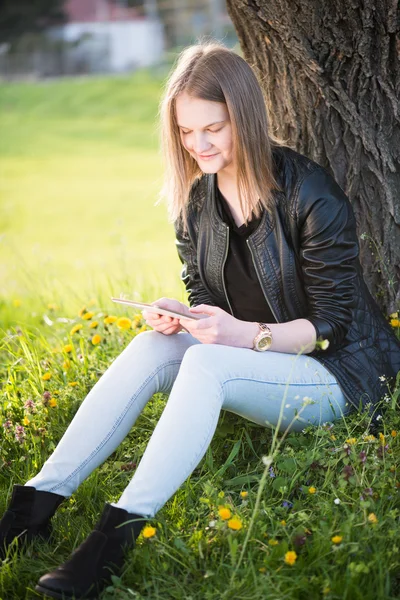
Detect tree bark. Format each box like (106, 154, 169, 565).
(226, 0, 400, 314)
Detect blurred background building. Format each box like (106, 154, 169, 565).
(0, 0, 238, 78)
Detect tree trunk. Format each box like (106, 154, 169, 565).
(226, 0, 400, 315)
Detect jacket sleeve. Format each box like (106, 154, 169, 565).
(174, 217, 216, 308)
(296, 167, 359, 352)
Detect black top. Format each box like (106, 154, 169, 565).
(216, 188, 277, 324)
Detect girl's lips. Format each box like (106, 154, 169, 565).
(198, 153, 218, 159)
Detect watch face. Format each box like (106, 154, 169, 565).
(258, 335, 272, 351)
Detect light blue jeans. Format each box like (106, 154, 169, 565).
(27, 331, 349, 517)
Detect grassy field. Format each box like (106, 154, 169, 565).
(0, 71, 184, 328)
(1, 73, 400, 600)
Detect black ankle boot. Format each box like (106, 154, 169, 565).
(0, 484, 65, 560)
(35, 503, 146, 599)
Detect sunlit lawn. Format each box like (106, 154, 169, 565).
(0, 71, 184, 326)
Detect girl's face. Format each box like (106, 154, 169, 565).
(175, 91, 234, 175)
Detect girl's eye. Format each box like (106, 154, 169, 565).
(181, 128, 222, 135)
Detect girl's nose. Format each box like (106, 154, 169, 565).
(192, 133, 212, 155)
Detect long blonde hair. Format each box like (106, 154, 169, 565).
(158, 40, 281, 231)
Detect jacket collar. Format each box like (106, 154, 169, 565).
(206, 173, 275, 244)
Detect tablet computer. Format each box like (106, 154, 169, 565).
(110, 298, 201, 320)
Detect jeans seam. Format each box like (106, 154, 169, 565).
(48, 358, 182, 493)
(220, 376, 339, 387)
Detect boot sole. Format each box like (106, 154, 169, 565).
(35, 584, 96, 600)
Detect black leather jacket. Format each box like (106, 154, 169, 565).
(174, 146, 400, 422)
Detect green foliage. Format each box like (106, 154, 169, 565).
(0, 0, 67, 45)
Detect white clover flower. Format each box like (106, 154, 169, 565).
(376, 414, 382, 421)
(379, 375, 386, 382)
(302, 396, 314, 406)
(208, 520, 216, 528)
(334, 498, 341, 505)
(262, 455, 273, 467)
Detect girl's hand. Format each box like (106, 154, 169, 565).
(179, 305, 257, 348)
(142, 297, 190, 336)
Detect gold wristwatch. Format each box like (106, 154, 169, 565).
(252, 323, 273, 351)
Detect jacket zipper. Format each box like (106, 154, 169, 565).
(222, 225, 234, 315)
(246, 238, 280, 323)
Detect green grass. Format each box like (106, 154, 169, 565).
(0, 71, 184, 324)
(1, 72, 400, 600)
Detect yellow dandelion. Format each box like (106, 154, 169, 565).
(138, 324, 147, 333)
(308, 486, 317, 494)
(104, 315, 118, 325)
(280, 520, 287, 526)
(240, 491, 248, 498)
(284, 550, 297, 565)
(91, 334, 101, 345)
(23, 416, 30, 426)
(331, 535, 343, 544)
(68, 382, 78, 387)
(368, 513, 378, 524)
(89, 321, 99, 329)
(390, 312, 398, 319)
(82, 312, 94, 320)
(228, 516, 243, 531)
(345, 438, 357, 445)
(218, 507, 232, 520)
(364, 434, 376, 442)
(63, 344, 73, 353)
(142, 525, 156, 539)
(379, 432, 386, 445)
(390, 318, 400, 328)
(268, 539, 279, 546)
(42, 372, 52, 381)
(391, 430, 397, 438)
(70, 324, 83, 335)
(116, 317, 132, 330)
(49, 398, 57, 408)
(13, 299, 22, 307)
(78, 307, 87, 317)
